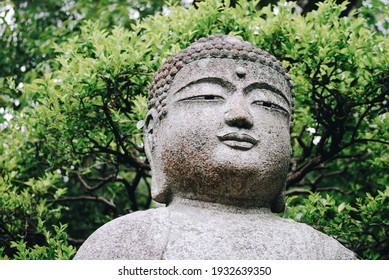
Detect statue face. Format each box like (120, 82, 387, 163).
(146, 58, 292, 207)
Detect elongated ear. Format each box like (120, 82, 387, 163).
(143, 109, 158, 162)
(143, 109, 171, 204)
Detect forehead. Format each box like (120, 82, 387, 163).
(169, 58, 291, 100)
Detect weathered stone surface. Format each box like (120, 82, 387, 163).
(74, 35, 357, 260)
(74, 198, 355, 259)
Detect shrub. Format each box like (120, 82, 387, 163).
(1, 0, 387, 259)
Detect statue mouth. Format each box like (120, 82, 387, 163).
(217, 132, 259, 150)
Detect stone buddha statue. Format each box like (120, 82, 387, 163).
(74, 35, 356, 260)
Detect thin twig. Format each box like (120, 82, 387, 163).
(51, 196, 117, 214)
(76, 172, 116, 191)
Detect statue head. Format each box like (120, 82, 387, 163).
(144, 35, 294, 212)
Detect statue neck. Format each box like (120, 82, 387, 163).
(168, 196, 272, 216)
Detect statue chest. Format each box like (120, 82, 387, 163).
(161, 210, 300, 259)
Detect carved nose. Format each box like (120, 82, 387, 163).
(224, 100, 253, 129)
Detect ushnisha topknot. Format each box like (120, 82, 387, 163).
(148, 35, 294, 123)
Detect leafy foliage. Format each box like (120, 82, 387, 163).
(0, 115, 76, 259)
(1, 0, 388, 259)
(284, 187, 389, 259)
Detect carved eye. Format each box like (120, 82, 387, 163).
(254, 101, 272, 108)
(204, 95, 218, 100)
(182, 94, 224, 101)
(253, 101, 289, 115)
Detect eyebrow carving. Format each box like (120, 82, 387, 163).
(173, 77, 236, 95)
(244, 82, 290, 107)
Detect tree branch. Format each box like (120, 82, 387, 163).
(117, 173, 141, 212)
(285, 188, 311, 196)
(285, 186, 350, 196)
(67, 237, 85, 246)
(83, 132, 147, 169)
(287, 155, 322, 186)
(75, 172, 117, 191)
(51, 196, 117, 214)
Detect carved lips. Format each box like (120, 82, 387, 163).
(217, 132, 259, 150)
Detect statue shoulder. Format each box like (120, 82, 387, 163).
(74, 207, 171, 260)
(279, 218, 357, 260)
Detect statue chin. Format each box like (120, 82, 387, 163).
(149, 137, 289, 207)
(152, 159, 286, 208)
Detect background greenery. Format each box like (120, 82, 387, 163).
(0, 0, 388, 259)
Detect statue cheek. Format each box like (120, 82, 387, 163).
(164, 130, 215, 157)
(159, 125, 217, 170)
